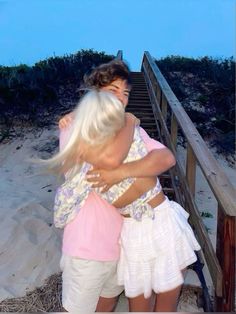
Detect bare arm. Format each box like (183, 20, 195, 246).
(86, 147, 176, 190)
(96, 113, 139, 169)
(79, 113, 138, 170)
(116, 147, 176, 178)
(59, 111, 138, 170)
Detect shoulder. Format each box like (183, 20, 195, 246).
(139, 127, 166, 150)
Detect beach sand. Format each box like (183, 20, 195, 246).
(0, 126, 62, 301)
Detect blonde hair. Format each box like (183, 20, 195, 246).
(44, 90, 125, 176)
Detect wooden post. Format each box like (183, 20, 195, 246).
(186, 144, 196, 196)
(170, 113, 178, 151)
(162, 96, 167, 122)
(156, 82, 161, 105)
(216, 207, 236, 312)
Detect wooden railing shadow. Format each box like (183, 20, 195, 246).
(141, 51, 235, 312)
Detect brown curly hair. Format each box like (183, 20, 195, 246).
(82, 60, 132, 89)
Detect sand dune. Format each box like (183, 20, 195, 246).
(0, 127, 62, 301)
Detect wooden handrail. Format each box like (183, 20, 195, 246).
(141, 51, 235, 312)
(142, 55, 223, 295)
(142, 52, 236, 217)
(116, 50, 123, 60)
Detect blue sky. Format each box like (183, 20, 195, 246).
(0, 0, 235, 70)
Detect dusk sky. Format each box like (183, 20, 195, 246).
(0, 0, 235, 70)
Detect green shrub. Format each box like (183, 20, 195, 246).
(0, 49, 114, 127)
(155, 55, 235, 155)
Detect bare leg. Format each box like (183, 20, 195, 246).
(128, 294, 152, 312)
(96, 296, 119, 312)
(153, 268, 186, 312)
(154, 285, 182, 312)
(62, 297, 118, 312)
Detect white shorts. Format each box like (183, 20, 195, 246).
(117, 197, 201, 298)
(60, 255, 123, 312)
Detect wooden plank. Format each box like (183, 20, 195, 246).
(216, 208, 236, 311)
(171, 113, 178, 150)
(186, 144, 196, 196)
(116, 50, 123, 60)
(155, 81, 161, 104)
(161, 95, 167, 122)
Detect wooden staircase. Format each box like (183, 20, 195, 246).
(127, 72, 175, 199)
(128, 72, 158, 138)
(116, 51, 236, 312)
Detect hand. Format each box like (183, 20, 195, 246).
(59, 112, 74, 129)
(86, 167, 126, 192)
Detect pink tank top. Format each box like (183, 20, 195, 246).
(60, 127, 165, 261)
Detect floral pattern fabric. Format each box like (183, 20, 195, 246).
(54, 126, 162, 228)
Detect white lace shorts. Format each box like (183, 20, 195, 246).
(60, 255, 123, 312)
(117, 197, 201, 298)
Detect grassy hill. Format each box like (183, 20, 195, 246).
(0, 51, 234, 157)
(156, 56, 235, 156)
(0, 49, 113, 141)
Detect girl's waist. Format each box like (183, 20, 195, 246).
(121, 190, 166, 218)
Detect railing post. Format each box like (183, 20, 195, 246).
(186, 145, 196, 196)
(116, 50, 123, 60)
(161, 96, 167, 122)
(170, 113, 178, 151)
(216, 208, 236, 311)
(160, 96, 168, 139)
(155, 81, 161, 105)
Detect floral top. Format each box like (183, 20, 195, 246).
(54, 126, 162, 228)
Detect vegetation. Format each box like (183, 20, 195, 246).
(1, 52, 235, 157)
(156, 56, 235, 155)
(0, 49, 113, 141)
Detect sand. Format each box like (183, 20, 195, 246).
(0, 126, 62, 301)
